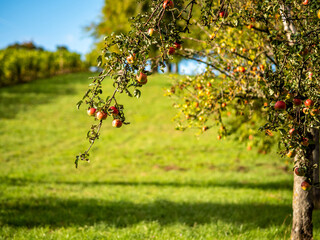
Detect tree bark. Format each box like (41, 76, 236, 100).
(166, 61, 172, 73)
(313, 129, 320, 209)
(175, 62, 179, 74)
(291, 130, 317, 240)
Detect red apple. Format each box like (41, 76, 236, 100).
(163, 0, 174, 9)
(87, 108, 96, 116)
(289, 128, 296, 136)
(294, 167, 305, 176)
(174, 42, 181, 50)
(219, 11, 228, 18)
(311, 109, 320, 116)
(286, 150, 295, 158)
(96, 111, 108, 120)
(168, 47, 175, 55)
(302, 0, 309, 5)
(301, 181, 311, 191)
(305, 99, 314, 108)
(148, 28, 154, 36)
(274, 101, 286, 110)
(109, 106, 119, 115)
(126, 53, 136, 64)
(136, 72, 148, 84)
(112, 119, 122, 128)
(293, 98, 302, 106)
(202, 126, 209, 132)
(308, 72, 313, 80)
(238, 66, 245, 73)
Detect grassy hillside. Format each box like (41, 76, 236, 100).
(0, 72, 319, 239)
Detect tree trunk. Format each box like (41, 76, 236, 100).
(166, 61, 172, 73)
(175, 62, 179, 74)
(313, 129, 320, 209)
(291, 130, 317, 239)
(291, 173, 313, 239)
(151, 59, 158, 73)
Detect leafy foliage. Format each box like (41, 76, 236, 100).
(79, 0, 320, 190)
(0, 47, 84, 87)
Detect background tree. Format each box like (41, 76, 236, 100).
(77, 1, 320, 239)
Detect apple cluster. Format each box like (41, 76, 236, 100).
(87, 106, 123, 128)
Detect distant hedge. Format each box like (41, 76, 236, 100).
(0, 48, 85, 87)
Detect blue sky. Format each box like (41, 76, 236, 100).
(0, 0, 104, 55)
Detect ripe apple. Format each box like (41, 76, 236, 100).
(174, 42, 181, 50)
(303, 107, 309, 115)
(168, 47, 175, 55)
(96, 111, 108, 120)
(206, 82, 212, 87)
(230, 48, 236, 53)
(274, 101, 286, 110)
(294, 167, 305, 176)
(221, 102, 227, 108)
(163, 0, 174, 9)
(238, 66, 245, 73)
(148, 28, 154, 36)
(109, 106, 119, 115)
(301, 181, 311, 191)
(126, 53, 136, 64)
(247, 24, 253, 30)
(289, 128, 296, 136)
(302, 0, 309, 5)
(217, 135, 222, 140)
(136, 72, 148, 84)
(202, 126, 209, 131)
(318, 9, 320, 19)
(286, 150, 295, 158)
(112, 119, 122, 128)
(305, 99, 314, 107)
(219, 11, 228, 18)
(311, 109, 320, 116)
(87, 108, 96, 116)
(308, 72, 313, 80)
(293, 98, 302, 106)
(260, 64, 265, 71)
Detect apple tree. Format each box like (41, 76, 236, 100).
(76, 0, 320, 239)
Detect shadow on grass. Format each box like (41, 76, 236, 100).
(0, 197, 291, 229)
(0, 177, 293, 190)
(0, 72, 91, 119)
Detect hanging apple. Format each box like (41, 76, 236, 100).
(136, 72, 148, 84)
(305, 99, 314, 108)
(274, 101, 286, 110)
(96, 111, 108, 120)
(112, 119, 123, 128)
(109, 106, 119, 115)
(87, 108, 97, 116)
(301, 181, 312, 191)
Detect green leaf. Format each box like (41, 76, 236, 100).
(133, 89, 141, 98)
(97, 55, 102, 67)
(76, 100, 83, 109)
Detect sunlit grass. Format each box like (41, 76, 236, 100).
(0, 72, 319, 239)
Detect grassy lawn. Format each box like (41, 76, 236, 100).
(0, 72, 319, 239)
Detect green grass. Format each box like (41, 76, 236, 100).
(0, 72, 319, 239)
